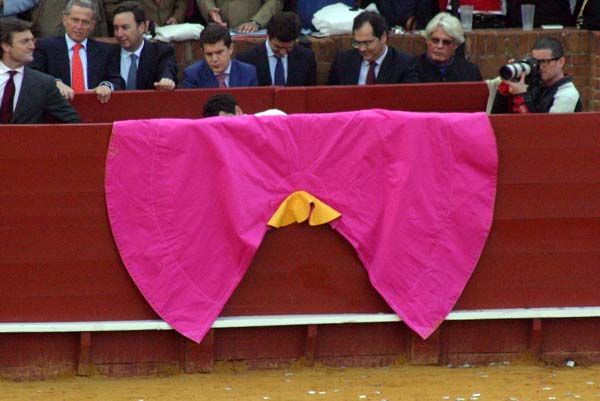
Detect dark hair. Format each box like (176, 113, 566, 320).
(203, 93, 239, 117)
(266, 12, 301, 42)
(352, 11, 387, 39)
(113, 1, 146, 24)
(200, 24, 232, 48)
(0, 18, 32, 58)
(532, 36, 564, 59)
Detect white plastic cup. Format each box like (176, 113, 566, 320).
(521, 4, 535, 31)
(459, 5, 474, 32)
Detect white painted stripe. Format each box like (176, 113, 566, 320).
(1, 307, 599, 333)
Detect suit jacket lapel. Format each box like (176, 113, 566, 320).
(138, 41, 154, 88)
(256, 45, 272, 85)
(350, 50, 363, 84)
(200, 62, 218, 88)
(376, 48, 394, 83)
(287, 47, 305, 86)
(229, 60, 239, 87)
(60, 38, 72, 86)
(12, 68, 33, 123)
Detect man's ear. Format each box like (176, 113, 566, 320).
(557, 56, 566, 68)
(234, 105, 244, 115)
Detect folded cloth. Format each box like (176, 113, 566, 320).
(312, 2, 379, 35)
(106, 109, 498, 343)
(154, 23, 204, 42)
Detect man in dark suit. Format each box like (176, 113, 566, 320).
(111, 1, 177, 91)
(30, 0, 123, 104)
(327, 11, 418, 85)
(1, 18, 79, 124)
(236, 11, 316, 87)
(183, 24, 258, 88)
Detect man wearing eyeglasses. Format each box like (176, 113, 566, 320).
(327, 11, 418, 86)
(30, 0, 124, 104)
(492, 36, 581, 114)
(236, 12, 316, 86)
(417, 12, 482, 83)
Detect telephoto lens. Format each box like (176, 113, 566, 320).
(499, 59, 533, 80)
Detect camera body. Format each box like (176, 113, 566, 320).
(499, 57, 539, 81)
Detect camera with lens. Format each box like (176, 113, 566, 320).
(499, 57, 539, 81)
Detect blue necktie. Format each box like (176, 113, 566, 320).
(274, 56, 285, 86)
(126, 54, 138, 90)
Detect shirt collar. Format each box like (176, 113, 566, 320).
(363, 45, 388, 66)
(121, 40, 145, 59)
(65, 34, 88, 50)
(215, 61, 232, 76)
(265, 39, 287, 60)
(0, 60, 25, 74)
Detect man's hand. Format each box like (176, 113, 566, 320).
(236, 21, 259, 33)
(56, 80, 75, 101)
(209, 8, 227, 27)
(505, 72, 528, 95)
(153, 78, 176, 91)
(165, 17, 177, 25)
(94, 85, 112, 104)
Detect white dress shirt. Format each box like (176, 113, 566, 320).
(265, 39, 288, 84)
(0, 61, 25, 111)
(358, 46, 388, 85)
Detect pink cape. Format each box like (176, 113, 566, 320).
(105, 109, 497, 342)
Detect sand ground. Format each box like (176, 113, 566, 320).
(2, 361, 599, 401)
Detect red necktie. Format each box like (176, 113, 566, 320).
(216, 73, 227, 88)
(366, 61, 376, 85)
(72, 43, 86, 92)
(1, 70, 17, 124)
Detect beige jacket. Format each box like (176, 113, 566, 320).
(197, 0, 283, 28)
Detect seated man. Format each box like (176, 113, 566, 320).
(183, 24, 257, 88)
(327, 11, 418, 85)
(30, 0, 124, 103)
(491, 36, 581, 114)
(417, 12, 482, 82)
(236, 12, 316, 86)
(111, 1, 177, 91)
(197, 0, 283, 33)
(0, 18, 80, 124)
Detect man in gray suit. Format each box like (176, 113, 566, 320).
(0, 18, 80, 124)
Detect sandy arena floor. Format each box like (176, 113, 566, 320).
(2, 362, 599, 401)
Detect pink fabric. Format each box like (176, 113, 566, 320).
(105, 110, 498, 342)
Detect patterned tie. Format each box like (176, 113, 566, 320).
(127, 54, 138, 90)
(366, 61, 376, 85)
(72, 43, 85, 92)
(0, 70, 17, 124)
(274, 56, 285, 86)
(216, 73, 227, 88)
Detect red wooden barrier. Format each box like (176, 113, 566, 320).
(68, 82, 490, 122)
(1, 99, 599, 379)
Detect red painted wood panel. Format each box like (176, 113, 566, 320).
(1, 109, 600, 324)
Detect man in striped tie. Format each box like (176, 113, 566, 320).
(183, 24, 258, 88)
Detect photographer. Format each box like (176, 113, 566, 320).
(491, 36, 581, 114)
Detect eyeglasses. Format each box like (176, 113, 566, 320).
(352, 38, 377, 48)
(534, 57, 561, 66)
(429, 37, 454, 46)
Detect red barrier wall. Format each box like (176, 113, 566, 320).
(70, 83, 490, 122)
(2, 93, 599, 378)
